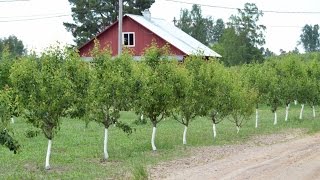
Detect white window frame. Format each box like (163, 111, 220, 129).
(122, 32, 135, 47)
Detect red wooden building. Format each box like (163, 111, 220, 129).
(78, 10, 221, 60)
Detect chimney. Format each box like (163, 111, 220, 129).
(142, 9, 151, 21)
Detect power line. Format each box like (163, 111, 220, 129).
(0, 0, 30, 2)
(0, 13, 69, 19)
(162, 0, 320, 14)
(0, 14, 70, 22)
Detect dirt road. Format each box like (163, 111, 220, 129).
(149, 130, 320, 180)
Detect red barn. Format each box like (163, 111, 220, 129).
(79, 11, 221, 60)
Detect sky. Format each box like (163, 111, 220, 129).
(0, 0, 320, 54)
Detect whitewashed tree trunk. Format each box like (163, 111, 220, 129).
(294, 100, 298, 105)
(103, 128, 109, 160)
(45, 139, 52, 170)
(273, 111, 278, 125)
(299, 104, 305, 120)
(212, 123, 217, 138)
(313, 105, 316, 118)
(183, 126, 187, 145)
(11, 117, 14, 124)
(140, 114, 144, 121)
(236, 126, 240, 134)
(151, 126, 157, 151)
(255, 108, 259, 128)
(285, 104, 290, 121)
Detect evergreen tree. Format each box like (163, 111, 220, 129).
(64, 0, 155, 46)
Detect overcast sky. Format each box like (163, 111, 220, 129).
(0, 0, 320, 54)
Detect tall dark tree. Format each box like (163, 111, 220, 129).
(64, 0, 155, 46)
(214, 3, 265, 66)
(299, 24, 320, 52)
(0, 35, 25, 57)
(213, 28, 263, 66)
(228, 3, 266, 47)
(176, 5, 225, 45)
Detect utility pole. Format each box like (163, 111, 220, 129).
(118, 0, 123, 55)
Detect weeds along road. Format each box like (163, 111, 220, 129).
(150, 131, 320, 180)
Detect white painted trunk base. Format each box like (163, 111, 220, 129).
(236, 126, 240, 134)
(151, 127, 157, 151)
(274, 111, 278, 125)
(140, 114, 144, 121)
(313, 106, 316, 118)
(11, 117, 14, 124)
(294, 100, 298, 105)
(183, 126, 187, 145)
(255, 109, 258, 128)
(104, 128, 109, 160)
(285, 104, 290, 121)
(212, 123, 217, 138)
(299, 104, 305, 120)
(45, 139, 52, 170)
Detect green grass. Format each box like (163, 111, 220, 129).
(1, 104, 320, 179)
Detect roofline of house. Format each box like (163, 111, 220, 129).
(78, 15, 129, 50)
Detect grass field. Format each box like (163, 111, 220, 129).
(1, 104, 320, 179)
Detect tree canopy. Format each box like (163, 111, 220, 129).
(299, 24, 320, 52)
(176, 4, 225, 46)
(0, 35, 25, 58)
(64, 0, 155, 46)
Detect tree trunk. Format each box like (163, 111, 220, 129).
(285, 104, 290, 121)
(212, 123, 217, 138)
(183, 125, 188, 145)
(103, 128, 109, 160)
(140, 114, 144, 121)
(273, 111, 277, 125)
(313, 105, 316, 118)
(11, 117, 14, 124)
(255, 108, 259, 128)
(294, 100, 298, 105)
(45, 139, 52, 170)
(151, 126, 157, 151)
(299, 104, 305, 120)
(236, 126, 240, 134)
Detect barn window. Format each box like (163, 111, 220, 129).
(122, 32, 135, 47)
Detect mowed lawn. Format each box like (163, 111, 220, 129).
(1, 104, 320, 179)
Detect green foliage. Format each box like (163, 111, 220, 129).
(197, 58, 234, 124)
(228, 3, 266, 46)
(135, 44, 180, 127)
(0, 87, 20, 153)
(10, 47, 89, 140)
(299, 24, 320, 52)
(0, 35, 25, 58)
(0, 48, 15, 89)
(176, 5, 225, 45)
(88, 45, 135, 130)
(213, 27, 263, 66)
(228, 70, 257, 129)
(260, 59, 282, 112)
(64, 0, 155, 46)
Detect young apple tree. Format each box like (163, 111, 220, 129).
(197, 59, 233, 139)
(228, 68, 257, 133)
(135, 44, 179, 151)
(305, 59, 320, 118)
(171, 55, 203, 145)
(87, 47, 134, 160)
(276, 55, 306, 121)
(262, 60, 283, 125)
(10, 47, 91, 170)
(239, 63, 267, 128)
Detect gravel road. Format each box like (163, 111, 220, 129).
(149, 130, 320, 180)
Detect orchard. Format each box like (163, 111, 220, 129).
(1, 44, 320, 178)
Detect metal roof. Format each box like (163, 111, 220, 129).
(126, 14, 221, 58)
